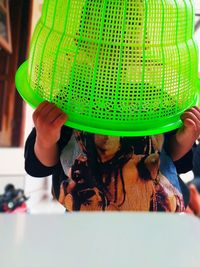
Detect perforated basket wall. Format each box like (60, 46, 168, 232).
(15, 0, 199, 136)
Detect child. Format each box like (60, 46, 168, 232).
(25, 101, 200, 211)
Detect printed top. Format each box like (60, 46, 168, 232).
(58, 130, 185, 212)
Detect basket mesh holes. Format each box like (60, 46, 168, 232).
(54, 85, 69, 103)
(24, 0, 198, 134)
(32, 64, 40, 92)
(69, 93, 90, 115)
(32, 64, 49, 100)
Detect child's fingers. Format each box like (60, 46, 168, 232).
(181, 106, 200, 121)
(192, 106, 200, 120)
(52, 112, 68, 128)
(193, 105, 200, 113)
(33, 101, 56, 124)
(37, 102, 56, 118)
(33, 100, 68, 129)
(44, 105, 63, 124)
(180, 110, 200, 140)
(181, 109, 200, 127)
(185, 106, 200, 120)
(32, 101, 49, 122)
(183, 118, 197, 130)
(33, 101, 66, 126)
(35, 101, 49, 112)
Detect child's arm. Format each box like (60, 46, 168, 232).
(32, 101, 68, 167)
(168, 106, 200, 161)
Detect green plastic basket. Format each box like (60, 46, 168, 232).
(15, 0, 199, 136)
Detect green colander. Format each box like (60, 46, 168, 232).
(15, 0, 199, 136)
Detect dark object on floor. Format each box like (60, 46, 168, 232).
(0, 183, 28, 213)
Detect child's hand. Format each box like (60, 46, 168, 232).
(33, 101, 68, 148)
(176, 106, 200, 144)
(169, 106, 200, 161)
(188, 183, 200, 216)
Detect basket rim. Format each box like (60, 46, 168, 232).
(15, 60, 200, 136)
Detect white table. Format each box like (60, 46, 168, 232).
(0, 213, 200, 267)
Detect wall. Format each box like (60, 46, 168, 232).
(0, 0, 48, 211)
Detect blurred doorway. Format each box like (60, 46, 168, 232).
(0, 0, 33, 147)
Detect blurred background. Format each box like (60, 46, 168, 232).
(0, 0, 65, 213)
(0, 0, 200, 213)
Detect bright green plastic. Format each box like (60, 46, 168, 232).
(15, 0, 199, 136)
